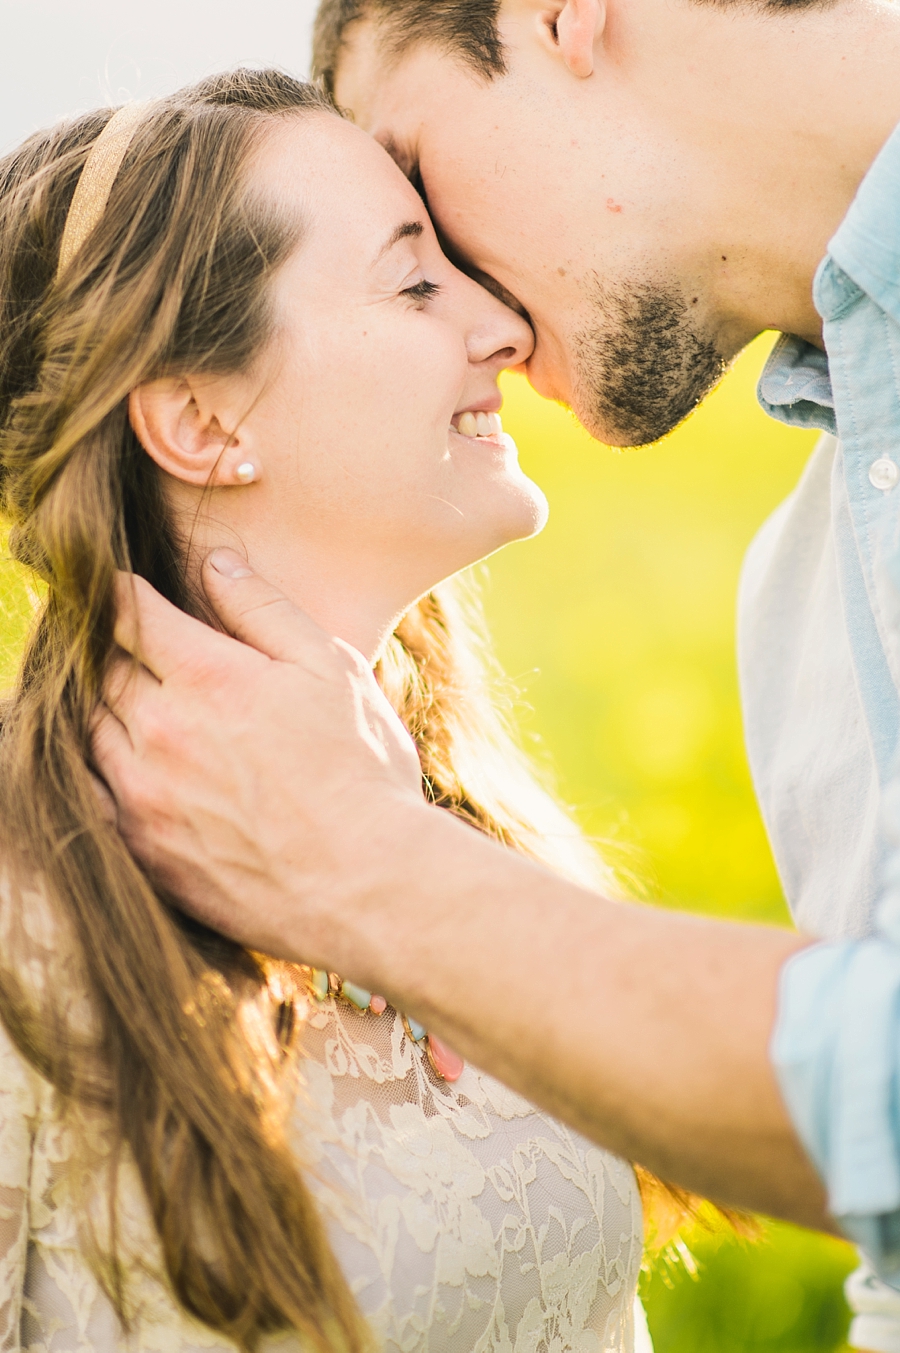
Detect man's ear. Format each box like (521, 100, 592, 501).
(129, 378, 254, 488)
(539, 0, 606, 79)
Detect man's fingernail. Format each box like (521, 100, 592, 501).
(208, 548, 254, 579)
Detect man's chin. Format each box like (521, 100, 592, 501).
(570, 391, 699, 449)
(569, 281, 730, 448)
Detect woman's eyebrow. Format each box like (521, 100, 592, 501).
(374, 220, 424, 263)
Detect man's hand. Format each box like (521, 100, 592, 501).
(92, 548, 424, 966)
(93, 553, 831, 1229)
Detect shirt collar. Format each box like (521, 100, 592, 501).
(828, 119, 900, 330)
(757, 332, 836, 435)
(757, 118, 900, 435)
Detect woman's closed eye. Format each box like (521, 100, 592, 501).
(401, 278, 442, 307)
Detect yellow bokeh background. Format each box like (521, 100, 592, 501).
(485, 337, 858, 1351)
(488, 336, 812, 922)
(0, 334, 861, 1350)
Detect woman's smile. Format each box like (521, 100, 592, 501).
(451, 409, 503, 439)
(137, 110, 545, 662)
(0, 68, 642, 1353)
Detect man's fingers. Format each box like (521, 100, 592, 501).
(90, 703, 134, 796)
(201, 548, 342, 669)
(203, 553, 421, 789)
(103, 649, 159, 727)
(88, 768, 119, 826)
(114, 561, 350, 690)
(113, 573, 224, 680)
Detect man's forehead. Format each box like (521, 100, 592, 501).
(335, 33, 437, 198)
(334, 19, 477, 160)
(333, 20, 522, 282)
(334, 20, 416, 134)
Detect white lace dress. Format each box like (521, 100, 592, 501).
(0, 995, 649, 1353)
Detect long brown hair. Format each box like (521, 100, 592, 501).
(0, 66, 722, 1353)
(0, 69, 369, 1352)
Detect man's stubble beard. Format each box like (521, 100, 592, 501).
(572, 279, 729, 448)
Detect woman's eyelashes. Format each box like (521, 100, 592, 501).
(401, 278, 442, 307)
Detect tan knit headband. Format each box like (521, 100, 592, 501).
(56, 103, 146, 278)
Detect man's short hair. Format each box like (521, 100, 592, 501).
(312, 0, 505, 96)
(312, 0, 829, 97)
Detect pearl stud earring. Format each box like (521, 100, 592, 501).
(234, 462, 256, 484)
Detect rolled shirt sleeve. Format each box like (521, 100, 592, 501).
(772, 938, 900, 1284)
(755, 116, 900, 1293)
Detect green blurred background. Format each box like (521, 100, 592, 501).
(0, 334, 859, 1350)
(484, 335, 859, 1352)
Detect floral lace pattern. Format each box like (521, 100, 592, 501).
(0, 998, 644, 1352)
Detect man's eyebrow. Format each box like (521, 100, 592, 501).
(380, 135, 419, 183)
(375, 220, 424, 262)
(378, 135, 427, 202)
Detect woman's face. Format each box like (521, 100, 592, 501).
(146, 113, 544, 660)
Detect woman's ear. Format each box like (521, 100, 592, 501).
(129, 378, 259, 488)
(540, 0, 606, 79)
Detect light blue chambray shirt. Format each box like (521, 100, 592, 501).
(736, 117, 900, 1292)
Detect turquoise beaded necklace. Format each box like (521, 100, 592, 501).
(301, 967, 464, 1083)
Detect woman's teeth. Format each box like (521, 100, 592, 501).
(456, 410, 503, 439)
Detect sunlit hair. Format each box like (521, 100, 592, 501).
(0, 65, 731, 1353)
(0, 68, 367, 1353)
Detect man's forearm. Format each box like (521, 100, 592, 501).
(309, 802, 830, 1231)
(98, 566, 830, 1232)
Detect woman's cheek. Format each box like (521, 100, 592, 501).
(380, 318, 466, 404)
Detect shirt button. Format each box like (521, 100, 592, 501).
(869, 458, 900, 491)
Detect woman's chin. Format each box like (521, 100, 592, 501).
(386, 477, 550, 605)
(458, 478, 550, 569)
(491, 473, 550, 545)
(520, 479, 550, 537)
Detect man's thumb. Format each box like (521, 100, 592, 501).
(201, 548, 331, 666)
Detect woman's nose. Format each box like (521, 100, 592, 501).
(464, 276, 535, 371)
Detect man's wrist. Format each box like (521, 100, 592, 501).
(279, 795, 461, 983)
